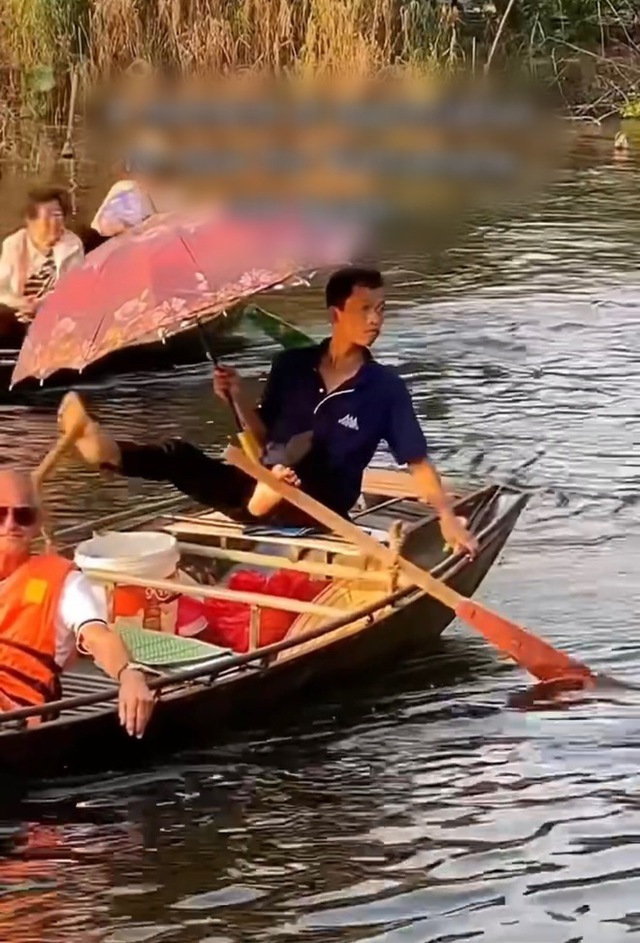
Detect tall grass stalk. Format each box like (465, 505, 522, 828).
(0, 0, 637, 117)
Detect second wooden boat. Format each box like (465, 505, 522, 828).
(0, 306, 245, 398)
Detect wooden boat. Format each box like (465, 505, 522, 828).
(0, 306, 245, 398)
(0, 471, 529, 779)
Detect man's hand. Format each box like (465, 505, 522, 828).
(213, 365, 242, 402)
(118, 668, 155, 738)
(439, 509, 479, 558)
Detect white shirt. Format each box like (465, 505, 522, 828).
(0, 228, 84, 309)
(54, 572, 108, 667)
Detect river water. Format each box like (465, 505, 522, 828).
(1, 136, 640, 942)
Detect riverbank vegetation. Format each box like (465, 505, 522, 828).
(1, 1, 640, 124)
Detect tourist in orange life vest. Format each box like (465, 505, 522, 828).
(0, 469, 154, 737)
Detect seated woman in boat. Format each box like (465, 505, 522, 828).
(0, 468, 154, 736)
(58, 266, 478, 557)
(85, 141, 184, 252)
(0, 186, 84, 329)
(86, 164, 157, 251)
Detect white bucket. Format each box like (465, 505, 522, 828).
(75, 531, 183, 634)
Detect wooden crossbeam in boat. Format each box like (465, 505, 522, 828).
(82, 567, 345, 618)
(162, 514, 363, 556)
(177, 540, 394, 584)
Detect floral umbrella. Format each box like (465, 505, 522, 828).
(11, 207, 361, 386)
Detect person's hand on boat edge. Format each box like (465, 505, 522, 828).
(118, 667, 155, 738)
(438, 509, 479, 559)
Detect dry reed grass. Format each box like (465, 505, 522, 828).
(1, 0, 633, 122)
(1, 0, 449, 84)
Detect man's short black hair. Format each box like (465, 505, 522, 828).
(325, 266, 384, 310)
(24, 186, 70, 219)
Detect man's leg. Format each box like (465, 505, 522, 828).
(57, 393, 305, 521)
(58, 393, 254, 517)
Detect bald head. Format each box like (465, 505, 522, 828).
(0, 469, 39, 509)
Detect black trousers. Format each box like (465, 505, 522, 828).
(114, 439, 347, 525)
(0, 305, 27, 348)
(116, 439, 256, 521)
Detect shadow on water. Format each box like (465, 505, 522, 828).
(15, 636, 501, 807)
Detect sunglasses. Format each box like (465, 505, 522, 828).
(0, 506, 38, 528)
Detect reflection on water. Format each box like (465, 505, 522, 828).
(2, 147, 640, 940)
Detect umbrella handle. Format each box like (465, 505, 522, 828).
(203, 320, 261, 462)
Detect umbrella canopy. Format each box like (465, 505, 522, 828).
(11, 208, 361, 386)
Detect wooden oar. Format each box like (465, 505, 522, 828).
(31, 417, 87, 548)
(224, 396, 262, 464)
(32, 420, 85, 490)
(241, 304, 315, 350)
(225, 446, 597, 685)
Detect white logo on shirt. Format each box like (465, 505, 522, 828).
(338, 413, 359, 431)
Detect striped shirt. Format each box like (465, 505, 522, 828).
(22, 249, 56, 300)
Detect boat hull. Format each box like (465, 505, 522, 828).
(0, 487, 527, 779)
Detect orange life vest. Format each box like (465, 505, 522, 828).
(0, 554, 75, 708)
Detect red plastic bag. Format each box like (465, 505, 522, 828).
(176, 569, 328, 652)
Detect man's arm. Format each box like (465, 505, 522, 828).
(406, 456, 456, 516)
(79, 621, 155, 738)
(214, 351, 287, 448)
(59, 572, 155, 737)
(384, 377, 478, 557)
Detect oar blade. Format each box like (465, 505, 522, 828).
(456, 599, 594, 683)
(241, 305, 315, 350)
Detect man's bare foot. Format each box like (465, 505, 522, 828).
(57, 392, 121, 468)
(246, 464, 301, 518)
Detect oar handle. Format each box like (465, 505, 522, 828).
(32, 420, 85, 490)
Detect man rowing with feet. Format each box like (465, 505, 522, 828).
(58, 266, 478, 557)
(0, 469, 154, 735)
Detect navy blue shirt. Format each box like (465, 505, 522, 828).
(256, 339, 428, 515)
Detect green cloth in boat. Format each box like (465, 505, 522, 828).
(114, 620, 230, 668)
